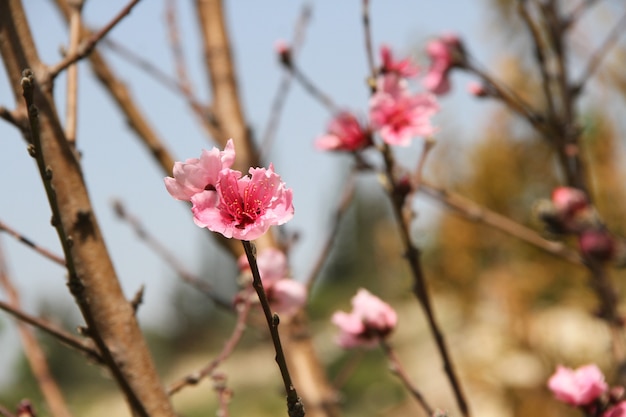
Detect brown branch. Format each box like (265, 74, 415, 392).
(0, 404, 15, 417)
(0, 220, 66, 266)
(362, 0, 377, 81)
(0, 299, 103, 363)
(63, 0, 83, 146)
(0, 1, 176, 414)
(417, 182, 582, 265)
(48, 0, 142, 80)
(0, 241, 73, 417)
(380, 340, 434, 416)
(381, 145, 469, 417)
(166, 298, 251, 395)
(573, 9, 626, 96)
(242, 240, 305, 417)
(112, 199, 233, 310)
(305, 172, 356, 291)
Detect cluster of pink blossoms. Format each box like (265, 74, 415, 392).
(548, 364, 626, 416)
(316, 37, 467, 152)
(165, 139, 294, 241)
(237, 248, 307, 317)
(331, 288, 397, 349)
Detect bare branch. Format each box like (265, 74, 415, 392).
(0, 240, 73, 417)
(167, 298, 251, 395)
(63, 0, 83, 146)
(48, 0, 142, 79)
(0, 219, 66, 266)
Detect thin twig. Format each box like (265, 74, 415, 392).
(0, 404, 15, 417)
(288, 63, 339, 113)
(380, 340, 434, 416)
(112, 199, 232, 310)
(242, 240, 305, 417)
(166, 298, 251, 395)
(0, 299, 103, 364)
(564, 0, 603, 30)
(64, 0, 83, 146)
(0, 240, 73, 417)
(164, 0, 222, 139)
(0, 220, 66, 266)
(362, 0, 377, 81)
(212, 373, 232, 417)
(305, 172, 356, 291)
(573, 9, 626, 96)
(381, 145, 469, 417)
(260, 4, 312, 160)
(0, 106, 27, 130)
(417, 181, 582, 265)
(48, 0, 143, 79)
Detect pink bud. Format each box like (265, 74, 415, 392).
(551, 187, 589, 217)
(579, 229, 615, 262)
(467, 81, 488, 97)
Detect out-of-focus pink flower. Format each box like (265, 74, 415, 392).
(605, 401, 626, 417)
(315, 112, 371, 151)
(380, 44, 419, 78)
(423, 34, 461, 95)
(268, 279, 307, 317)
(237, 248, 306, 317)
(192, 164, 294, 241)
(547, 364, 608, 406)
(164, 139, 235, 201)
(369, 74, 439, 146)
(238, 247, 288, 287)
(331, 288, 397, 349)
(17, 400, 36, 417)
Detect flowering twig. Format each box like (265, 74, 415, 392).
(112, 199, 232, 309)
(167, 298, 251, 395)
(48, 0, 143, 80)
(0, 220, 66, 266)
(242, 240, 305, 417)
(260, 4, 312, 159)
(0, 241, 73, 417)
(380, 340, 434, 416)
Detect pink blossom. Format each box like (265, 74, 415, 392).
(331, 288, 397, 349)
(605, 402, 626, 417)
(164, 139, 235, 201)
(423, 34, 461, 95)
(380, 44, 419, 78)
(238, 247, 288, 287)
(315, 112, 371, 151)
(268, 279, 307, 317)
(369, 74, 439, 146)
(547, 364, 608, 406)
(192, 164, 294, 240)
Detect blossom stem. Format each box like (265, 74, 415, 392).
(379, 340, 434, 416)
(241, 240, 305, 417)
(380, 144, 470, 417)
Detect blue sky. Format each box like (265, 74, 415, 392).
(0, 0, 495, 386)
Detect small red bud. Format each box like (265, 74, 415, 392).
(579, 229, 615, 262)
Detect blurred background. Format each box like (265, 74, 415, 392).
(1, 0, 626, 416)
